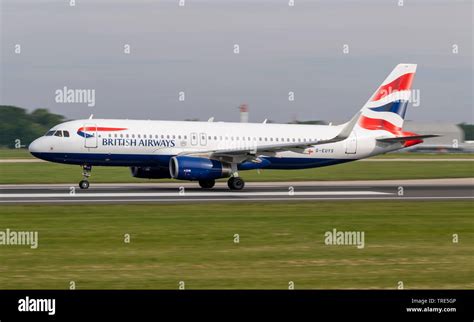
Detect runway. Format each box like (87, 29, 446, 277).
(0, 178, 472, 204)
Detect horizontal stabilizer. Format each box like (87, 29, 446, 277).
(376, 134, 439, 143)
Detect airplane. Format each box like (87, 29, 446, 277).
(29, 63, 437, 190)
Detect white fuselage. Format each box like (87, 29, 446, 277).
(29, 118, 400, 171)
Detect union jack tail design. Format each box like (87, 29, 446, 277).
(358, 63, 416, 136)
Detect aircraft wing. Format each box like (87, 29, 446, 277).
(179, 112, 360, 158)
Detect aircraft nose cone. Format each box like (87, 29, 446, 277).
(28, 138, 41, 154)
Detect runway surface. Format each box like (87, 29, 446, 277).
(0, 178, 472, 204)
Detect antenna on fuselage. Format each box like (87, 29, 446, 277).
(208, 117, 215, 122)
(89, 114, 94, 119)
(262, 119, 268, 124)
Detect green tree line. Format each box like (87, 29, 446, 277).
(0, 105, 66, 148)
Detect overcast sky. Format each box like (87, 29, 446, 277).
(1, 0, 472, 123)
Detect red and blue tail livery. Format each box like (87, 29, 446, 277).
(359, 63, 417, 133)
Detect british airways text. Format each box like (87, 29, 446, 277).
(102, 138, 176, 147)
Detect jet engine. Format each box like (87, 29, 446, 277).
(169, 156, 232, 180)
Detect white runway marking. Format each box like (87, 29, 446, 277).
(0, 191, 392, 198)
(0, 196, 471, 204)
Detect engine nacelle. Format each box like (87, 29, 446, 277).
(169, 156, 232, 180)
(130, 166, 171, 179)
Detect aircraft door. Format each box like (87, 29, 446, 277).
(83, 124, 98, 148)
(345, 131, 357, 154)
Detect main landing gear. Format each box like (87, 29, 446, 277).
(227, 177, 245, 190)
(199, 179, 215, 189)
(79, 165, 92, 189)
(198, 177, 245, 190)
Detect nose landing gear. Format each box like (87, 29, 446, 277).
(79, 165, 92, 189)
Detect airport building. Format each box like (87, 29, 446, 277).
(402, 121, 472, 153)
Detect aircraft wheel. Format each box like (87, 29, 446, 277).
(199, 179, 215, 189)
(79, 180, 90, 190)
(228, 177, 245, 190)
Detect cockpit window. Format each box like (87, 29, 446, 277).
(54, 130, 63, 137)
(45, 130, 55, 136)
(63, 131, 70, 137)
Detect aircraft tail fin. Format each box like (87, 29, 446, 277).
(356, 64, 417, 134)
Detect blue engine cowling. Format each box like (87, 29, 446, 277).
(130, 166, 171, 179)
(169, 156, 232, 180)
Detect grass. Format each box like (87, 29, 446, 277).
(1, 148, 473, 159)
(0, 161, 472, 184)
(0, 148, 32, 159)
(0, 201, 472, 289)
